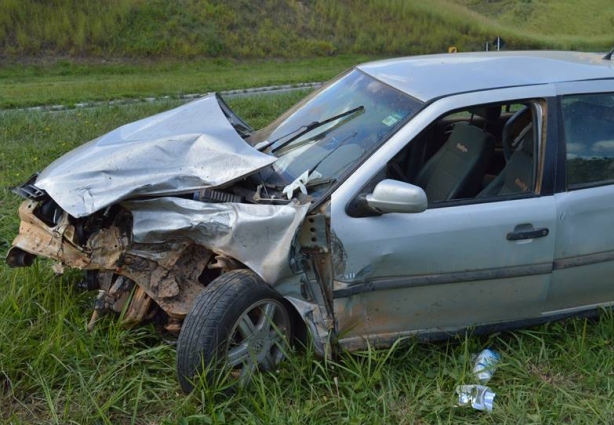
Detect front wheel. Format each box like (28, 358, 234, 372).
(176, 269, 292, 393)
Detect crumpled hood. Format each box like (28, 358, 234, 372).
(35, 94, 276, 217)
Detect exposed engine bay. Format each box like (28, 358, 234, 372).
(6, 93, 311, 335)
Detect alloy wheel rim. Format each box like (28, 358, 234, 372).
(226, 299, 291, 385)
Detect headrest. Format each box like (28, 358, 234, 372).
(468, 105, 501, 122)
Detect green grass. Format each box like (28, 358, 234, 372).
(454, 0, 614, 38)
(0, 55, 370, 110)
(1, 0, 612, 60)
(2, 94, 614, 423)
(2, 0, 614, 110)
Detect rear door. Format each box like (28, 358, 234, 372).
(545, 80, 614, 314)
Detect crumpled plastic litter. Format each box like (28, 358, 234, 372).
(455, 349, 501, 412)
(455, 384, 496, 412)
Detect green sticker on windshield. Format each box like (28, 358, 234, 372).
(382, 113, 402, 127)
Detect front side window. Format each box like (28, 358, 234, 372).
(346, 99, 545, 217)
(563, 93, 614, 188)
(390, 100, 540, 203)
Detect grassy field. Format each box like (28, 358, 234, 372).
(2, 93, 614, 424)
(0, 55, 372, 110)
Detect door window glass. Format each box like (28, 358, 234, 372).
(563, 93, 614, 188)
(347, 99, 544, 217)
(392, 101, 539, 202)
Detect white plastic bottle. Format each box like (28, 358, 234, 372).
(473, 349, 501, 384)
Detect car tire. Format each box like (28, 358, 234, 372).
(176, 269, 293, 393)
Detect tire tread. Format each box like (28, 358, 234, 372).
(176, 270, 284, 393)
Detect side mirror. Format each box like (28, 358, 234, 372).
(366, 179, 427, 214)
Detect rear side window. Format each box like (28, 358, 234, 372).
(562, 93, 614, 188)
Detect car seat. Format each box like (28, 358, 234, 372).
(478, 115, 534, 197)
(413, 107, 497, 202)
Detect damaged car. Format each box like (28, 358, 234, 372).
(7, 50, 614, 393)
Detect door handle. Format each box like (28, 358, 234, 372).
(507, 225, 549, 241)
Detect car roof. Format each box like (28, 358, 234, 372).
(357, 51, 614, 102)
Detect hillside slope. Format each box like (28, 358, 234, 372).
(454, 0, 614, 37)
(0, 0, 612, 59)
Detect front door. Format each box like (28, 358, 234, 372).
(329, 95, 557, 349)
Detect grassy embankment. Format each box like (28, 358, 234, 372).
(1, 0, 613, 110)
(2, 94, 614, 424)
(2, 0, 613, 58)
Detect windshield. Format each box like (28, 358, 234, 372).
(249, 69, 423, 195)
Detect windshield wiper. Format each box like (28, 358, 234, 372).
(256, 105, 364, 153)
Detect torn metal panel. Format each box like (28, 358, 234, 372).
(10, 201, 91, 268)
(125, 241, 194, 269)
(8, 200, 212, 318)
(298, 214, 328, 252)
(284, 296, 331, 358)
(87, 226, 128, 269)
(123, 197, 310, 284)
(35, 94, 276, 218)
(123, 286, 153, 325)
(87, 274, 154, 331)
(293, 208, 336, 347)
(119, 243, 212, 317)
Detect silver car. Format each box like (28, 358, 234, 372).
(7, 51, 614, 392)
